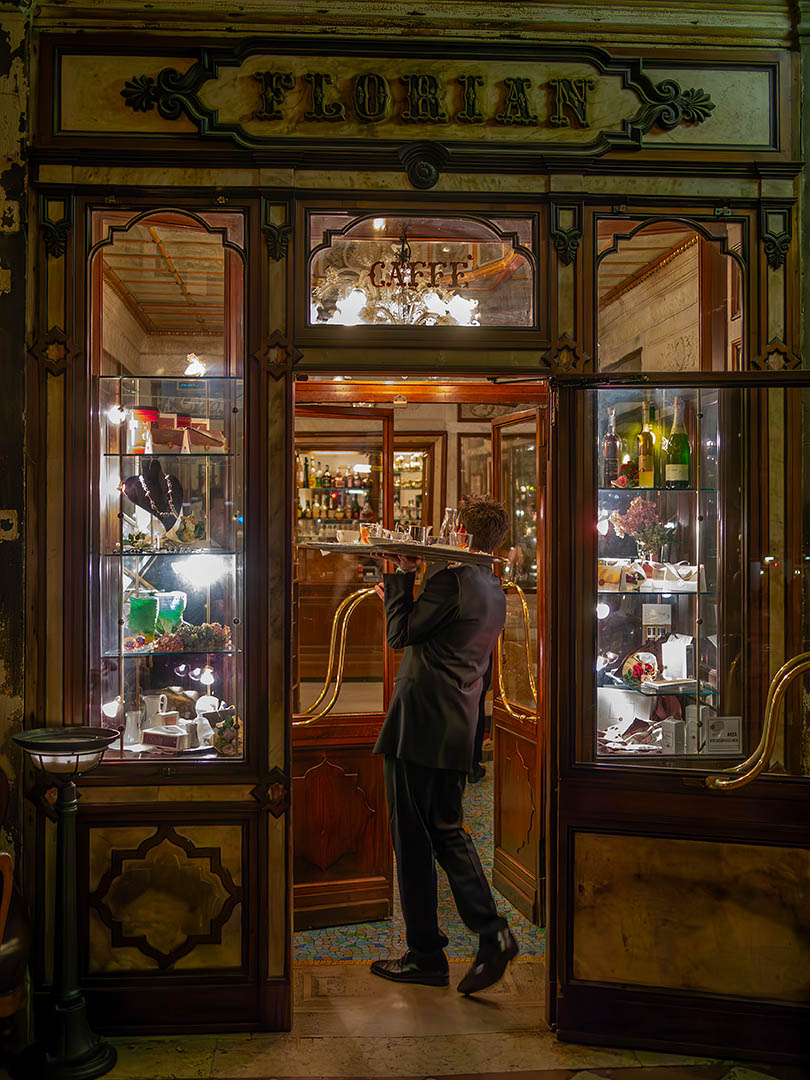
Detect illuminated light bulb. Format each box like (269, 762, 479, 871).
(185, 353, 207, 376)
(200, 665, 215, 687)
(171, 554, 230, 589)
(372, 218, 385, 230)
(596, 603, 611, 620)
(190, 667, 203, 681)
(622, 453, 631, 464)
(173, 664, 188, 677)
(107, 404, 128, 425)
(763, 555, 776, 564)
(102, 695, 122, 718)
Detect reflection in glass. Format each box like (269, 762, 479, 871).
(597, 219, 744, 372)
(308, 213, 535, 327)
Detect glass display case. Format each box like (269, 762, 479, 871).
(592, 386, 742, 762)
(93, 376, 244, 760)
(393, 449, 427, 531)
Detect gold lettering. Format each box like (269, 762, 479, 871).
(353, 72, 391, 122)
(457, 74, 484, 124)
(303, 73, 345, 122)
(253, 71, 295, 121)
(496, 77, 538, 126)
(401, 74, 448, 123)
(549, 77, 595, 128)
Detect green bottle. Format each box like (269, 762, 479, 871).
(664, 396, 691, 489)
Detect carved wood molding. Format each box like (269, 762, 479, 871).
(89, 824, 243, 971)
(39, 194, 73, 259)
(292, 757, 374, 872)
(550, 200, 582, 266)
(546, 334, 590, 375)
(760, 204, 792, 270)
(751, 339, 801, 372)
(28, 327, 82, 375)
(253, 330, 303, 380)
(261, 197, 294, 261)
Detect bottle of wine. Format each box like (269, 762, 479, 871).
(303, 456, 310, 488)
(602, 407, 621, 487)
(303, 499, 312, 519)
(637, 402, 655, 488)
(315, 461, 323, 487)
(335, 467, 344, 489)
(665, 396, 691, 489)
(323, 463, 332, 488)
(351, 493, 361, 520)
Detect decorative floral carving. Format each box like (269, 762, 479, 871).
(41, 219, 71, 259)
(253, 330, 303, 381)
(631, 80, 715, 134)
(121, 74, 158, 113)
(263, 222, 292, 262)
(763, 231, 791, 270)
(552, 228, 580, 267)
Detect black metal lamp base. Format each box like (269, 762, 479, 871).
(13, 1039, 117, 1080)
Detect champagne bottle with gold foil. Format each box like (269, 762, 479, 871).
(664, 396, 691, 489)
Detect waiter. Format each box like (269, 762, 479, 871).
(370, 495, 517, 995)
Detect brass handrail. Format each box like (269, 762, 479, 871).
(497, 582, 538, 722)
(705, 650, 810, 791)
(294, 587, 379, 726)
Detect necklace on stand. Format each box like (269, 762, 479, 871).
(138, 472, 180, 521)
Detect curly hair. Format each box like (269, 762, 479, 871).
(458, 494, 509, 554)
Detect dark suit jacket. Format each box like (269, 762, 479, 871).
(374, 563, 506, 772)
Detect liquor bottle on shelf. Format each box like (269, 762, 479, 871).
(315, 461, 323, 486)
(303, 456, 310, 488)
(335, 467, 344, 489)
(351, 493, 361, 520)
(637, 402, 656, 488)
(323, 463, 332, 488)
(303, 499, 312, 519)
(602, 407, 621, 487)
(665, 396, 691, 489)
(361, 493, 376, 520)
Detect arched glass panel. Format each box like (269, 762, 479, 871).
(308, 212, 536, 328)
(597, 218, 745, 372)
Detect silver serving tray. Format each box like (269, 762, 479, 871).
(297, 539, 503, 566)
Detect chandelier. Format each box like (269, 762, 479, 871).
(311, 225, 480, 327)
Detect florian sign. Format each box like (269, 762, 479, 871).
(48, 36, 785, 185)
(251, 71, 610, 129)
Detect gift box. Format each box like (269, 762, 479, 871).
(141, 723, 191, 750)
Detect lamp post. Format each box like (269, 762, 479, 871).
(13, 727, 120, 1080)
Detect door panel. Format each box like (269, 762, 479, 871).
(292, 406, 394, 929)
(492, 405, 547, 925)
(549, 383, 810, 1061)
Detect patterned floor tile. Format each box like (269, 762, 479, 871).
(294, 772, 545, 962)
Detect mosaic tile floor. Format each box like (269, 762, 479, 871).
(294, 770, 546, 962)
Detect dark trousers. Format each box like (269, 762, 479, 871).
(473, 653, 494, 769)
(384, 755, 507, 956)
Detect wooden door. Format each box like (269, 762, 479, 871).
(291, 406, 395, 929)
(548, 382, 810, 1062)
(491, 404, 548, 925)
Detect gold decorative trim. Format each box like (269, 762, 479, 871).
(599, 234, 698, 311)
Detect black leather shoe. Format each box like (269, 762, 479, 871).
(457, 928, 518, 995)
(370, 950, 450, 987)
(468, 763, 486, 783)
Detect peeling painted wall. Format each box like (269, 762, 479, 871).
(0, 4, 29, 861)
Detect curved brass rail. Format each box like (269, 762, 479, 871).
(294, 587, 379, 726)
(497, 582, 538, 722)
(705, 650, 810, 791)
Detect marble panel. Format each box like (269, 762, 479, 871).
(572, 831, 810, 1001)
